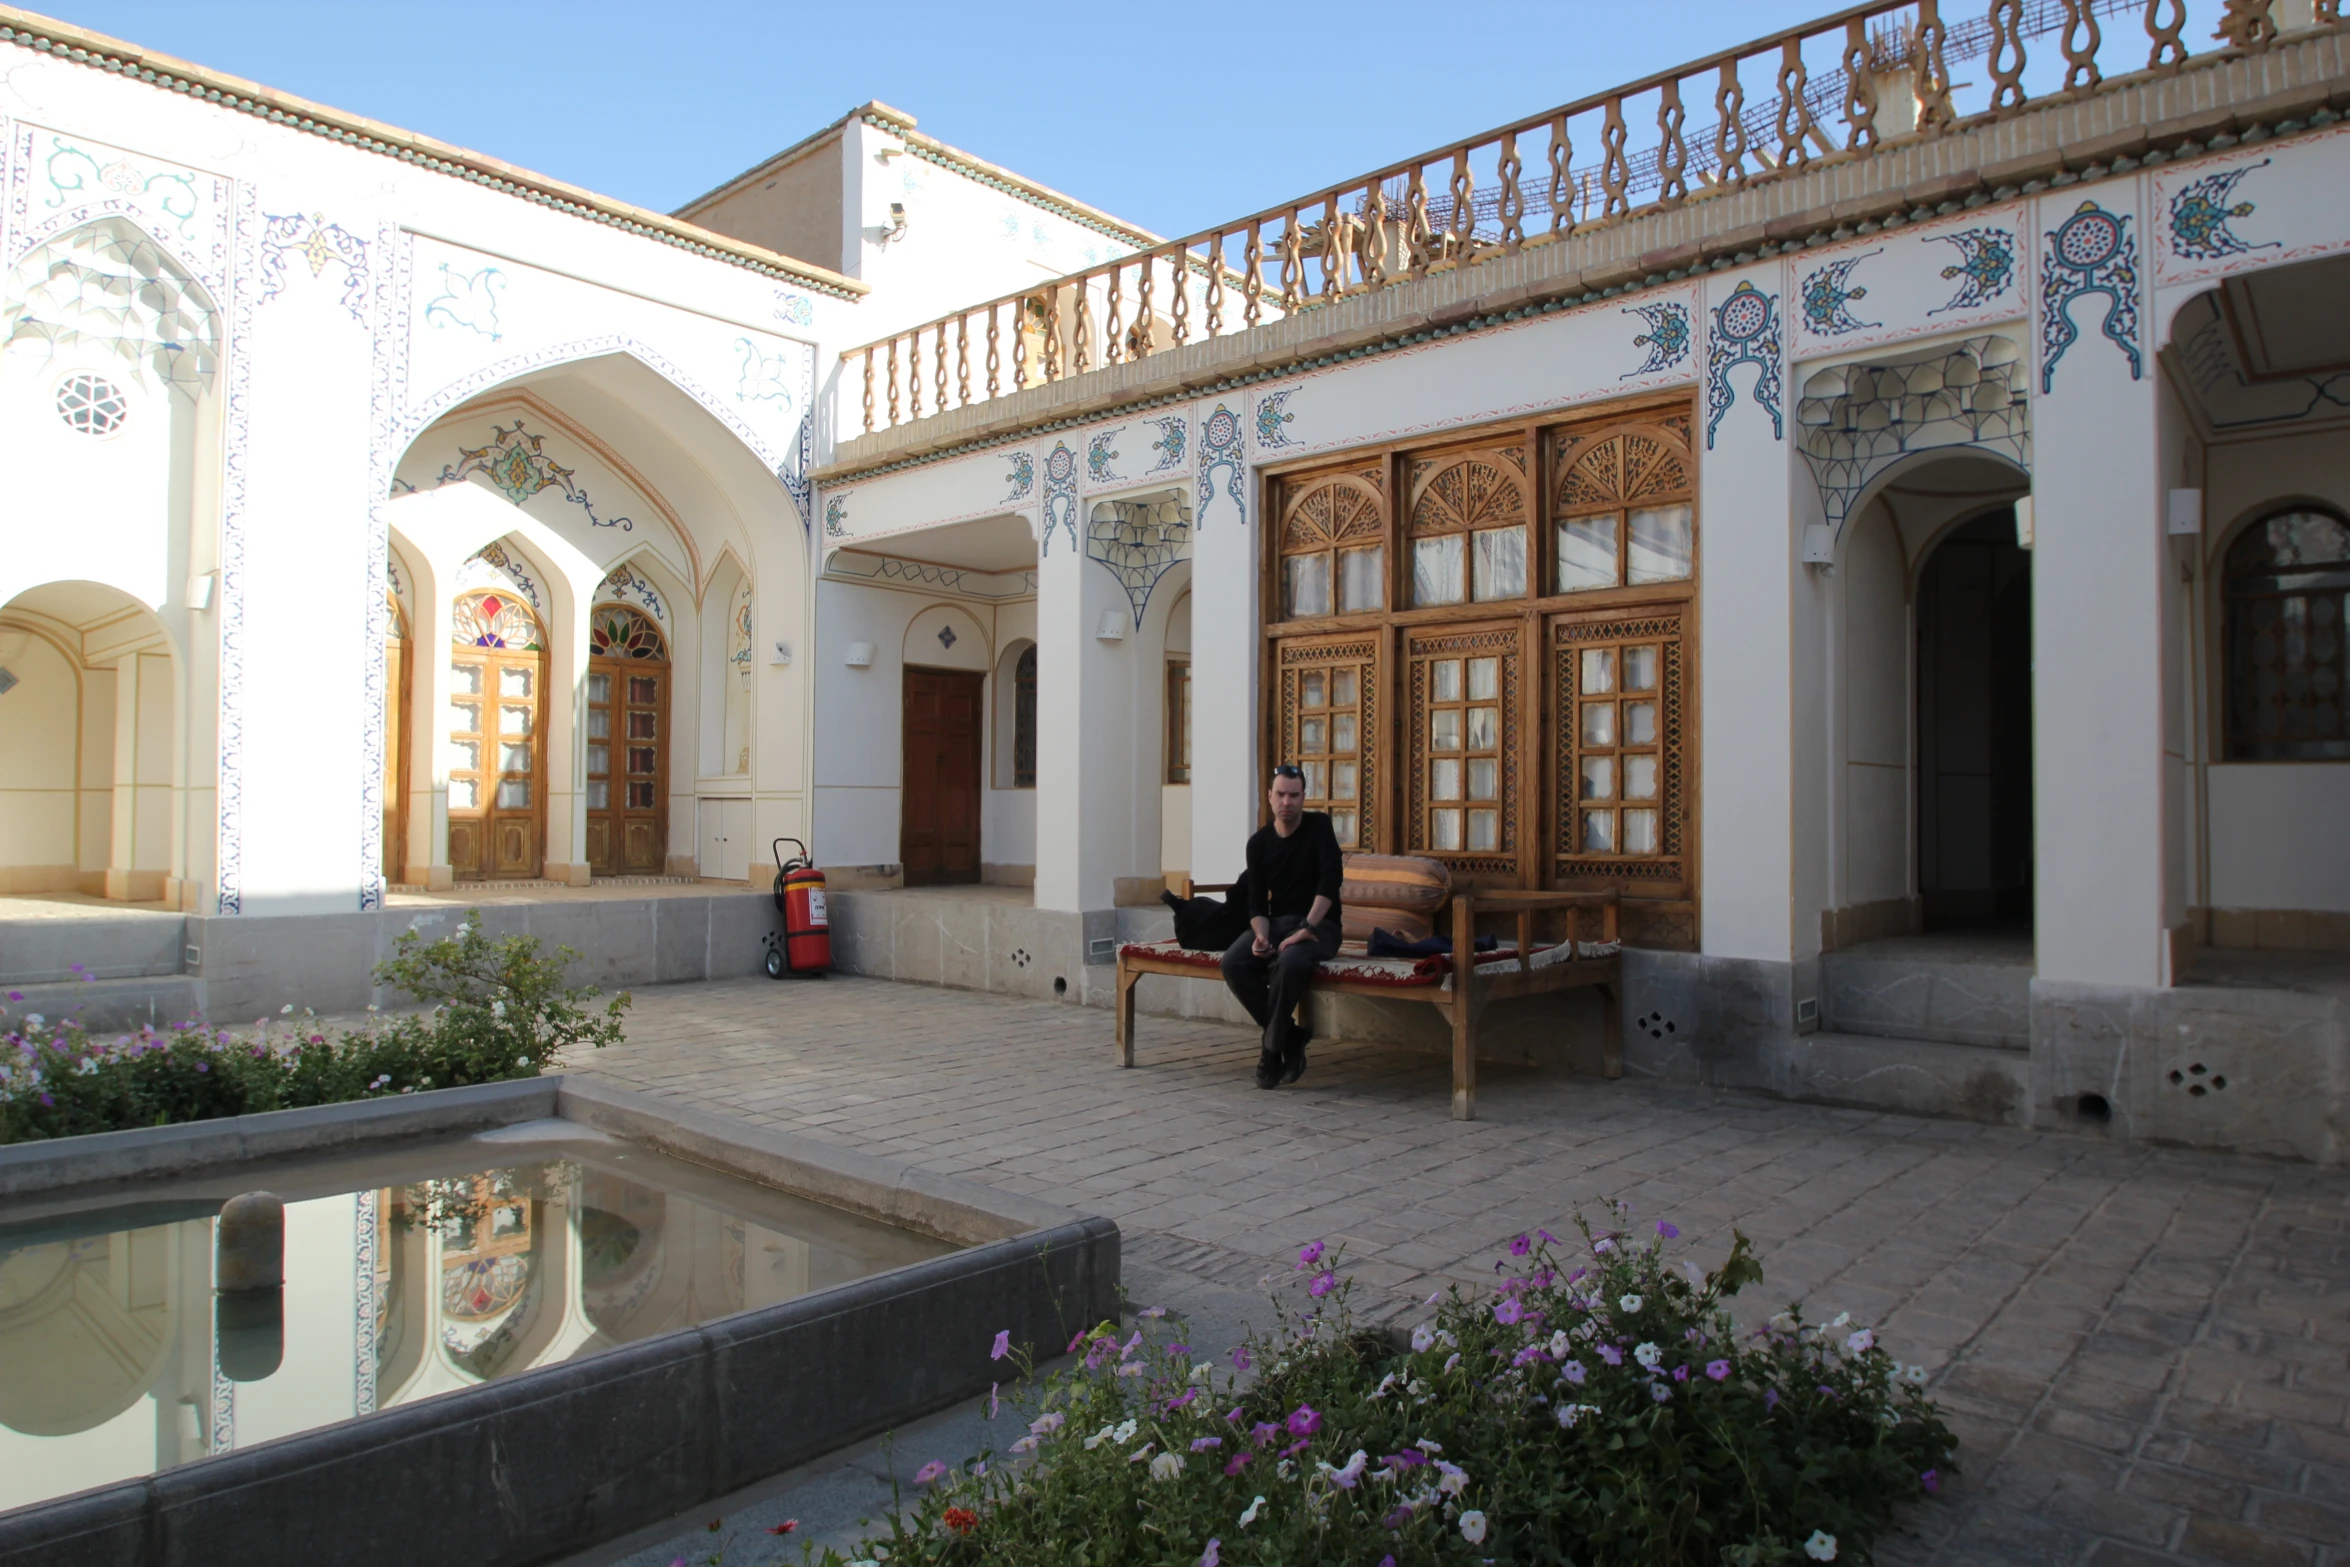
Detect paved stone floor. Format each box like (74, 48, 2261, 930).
(565, 974, 2350, 1567)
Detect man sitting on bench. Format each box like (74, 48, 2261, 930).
(1220, 763, 1343, 1089)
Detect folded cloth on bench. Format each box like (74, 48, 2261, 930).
(1366, 929, 1499, 959)
(1116, 938, 1535, 989)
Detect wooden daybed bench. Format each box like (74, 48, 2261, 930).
(1115, 857, 1623, 1121)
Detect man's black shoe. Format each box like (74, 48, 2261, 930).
(1254, 1049, 1283, 1089)
(1280, 1024, 1309, 1085)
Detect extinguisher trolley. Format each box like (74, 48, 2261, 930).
(763, 838, 831, 978)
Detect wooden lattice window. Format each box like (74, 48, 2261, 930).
(1551, 603, 1691, 904)
(447, 590, 545, 881)
(1277, 468, 1386, 620)
(1548, 417, 1696, 592)
(2224, 507, 2350, 760)
(1407, 446, 1529, 607)
(1405, 622, 1523, 880)
(1012, 645, 1038, 788)
(1274, 634, 1378, 849)
(1165, 658, 1192, 784)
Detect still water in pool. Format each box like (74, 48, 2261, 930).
(0, 1130, 953, 1514)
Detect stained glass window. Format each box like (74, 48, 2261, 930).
(589, 604, 667, 661)
(451, 591, 542, 651)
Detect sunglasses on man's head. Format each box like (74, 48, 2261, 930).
(1271, 765, 1304, 780)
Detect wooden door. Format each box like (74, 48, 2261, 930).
(901, 668, 983, 886)
(448, 592, 546, 882)
(585, 605, 669, 877)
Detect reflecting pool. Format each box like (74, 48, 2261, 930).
(0, 1125, 955, 1514)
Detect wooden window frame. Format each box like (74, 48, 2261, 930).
(1165, 657, 1192, 785)
(2217, 503, 2350, 763)
(1257, 396, 1699, 942)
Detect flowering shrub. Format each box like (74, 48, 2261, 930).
(0, 914, 628, 1144)
(823, 1209, 1953, 1566)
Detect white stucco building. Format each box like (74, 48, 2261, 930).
(0, 4, 2343, 1158)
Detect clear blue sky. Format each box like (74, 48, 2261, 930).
(46, 1, 1834, 239)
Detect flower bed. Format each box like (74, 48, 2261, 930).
(824, 1210, 1953, 1566)
(0, 915, 628, 1144)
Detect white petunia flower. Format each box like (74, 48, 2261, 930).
(1619, 1293, 1644, 1313)
(1829, 1312, 1851, 1328)
(1634, 1341, 1663, 1369)
(1549, 1329, 1571, 1358)
(1459, 1510, 1489, 1544)
(1435, 1460, 1469, 1497)
(1113, 1419, 1138, 1443)
(1009, 1435, 1039, 1453)
(1804, 1530, 1838, 1561)
(1411, 1324, 1437, 1353)
(1190, 1361, 1214, 1383)
(1845, 1328, 1875, 1355)
(1238, 1495, 1265, 1528)
(1149, 1451, 1184, 1481)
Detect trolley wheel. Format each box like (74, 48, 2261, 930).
(764, 947, 786, 980)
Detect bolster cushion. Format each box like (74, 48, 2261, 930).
(1340, 854, 1452, 919)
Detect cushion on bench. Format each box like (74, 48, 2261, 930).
(1337, 853, 1450, 947)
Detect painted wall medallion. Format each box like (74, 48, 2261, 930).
(2039, 201, 2141, 391)
(1928, 227, 2018, 316)
(1705, 280, 1784, 448)
(1196, 403, 1246, 527)
(1622, 300, 1692, 379)
(1799, 251, 1879, 336)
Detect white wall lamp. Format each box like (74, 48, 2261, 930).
(1094, 611, 1127, 642)
(844, 641, 875, 668)
(185, 571, 217, 610)
(2013, 495, 2036, 551)
(770, 639, 793, 667)
(874, 202, 908, 247)
(2166, 487, 2203, 576)
(1799, 523, 1836, 574)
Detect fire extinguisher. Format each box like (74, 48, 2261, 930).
(766, 838, 831, 978)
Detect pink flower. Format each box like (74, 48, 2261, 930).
(1296, 1240, 1325, 1269)
(1231, 1346, 1252, 1372)
(1494, 1298, 1524, 1326)
(1706, 1359, 1732, 1381)
(1509, 1233, 1532, 1257)
(913, 1460, 950, 1485)
(990, 1330, 1012, 1361)
(1921, 1469, 1940, 1493)
(1598, 1345, 1623, 1366)
(1286, 1404, 1321, 1438)
(1224, 1451, 1253, 1476)
(1656, 1220, 1680, 1239)
(1308, 1270, 1336, 1298)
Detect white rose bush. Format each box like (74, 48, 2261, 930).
(812, 1204, 1954, 1565)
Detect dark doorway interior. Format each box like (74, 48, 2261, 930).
(1917, 509, 2033, 930)
(902, 667, 984, 886)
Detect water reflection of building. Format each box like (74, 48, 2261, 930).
(0, 1159, 862, 1512)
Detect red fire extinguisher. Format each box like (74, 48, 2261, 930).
(766, 838, 831, 978)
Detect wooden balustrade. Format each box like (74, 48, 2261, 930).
(846, 0, 2339, 433)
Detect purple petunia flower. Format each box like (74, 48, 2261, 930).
(1597, 1344, 1624, 1366)
(1651, 1383, 1672, 1403)
(1250, 1421, 1281, 1447)
(913, 1460, 950, 1485)
(1673, 1364, 1690, 1382)
(1191, 1435, 1223, 1452)
(1539, 1228, 1561, 1245)
(1286, 1404, 1321, 1438)
(1493, 1298, 1524, 1326)
(1656, 1220, 1680, 1239)
(1224, 1451, 1252, 1476)
(990, 1329, 1012, 1361)
(1921, 1469, 1940, 1493)
(1231, 1346, 1252, 1372)
(1296, 1240, 1325, 1269)
(1765, 1388, 1781, 1409)
(1707, 1359, 1732, 1381)
(1309, 1270, 1336, 1298)
(1509, 1233, 1532, 1257)
(1563, 1360, 1587, 1384)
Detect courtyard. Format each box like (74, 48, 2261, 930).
(574, 974, 2350, 1567)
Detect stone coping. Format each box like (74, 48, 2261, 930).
(0, 1076, 1119, 1567)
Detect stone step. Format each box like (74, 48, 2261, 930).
(1757, 1030, 2030, 1125)
(3, 975, 205, 1034)
(0, 912, 189, 985)
(1820, 946, 2031, 1049)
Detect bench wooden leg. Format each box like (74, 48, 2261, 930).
(1451, 984, 1477, 1121)
(1600, 979, 1623, 1080)
(1116, 963, 1138, 1068)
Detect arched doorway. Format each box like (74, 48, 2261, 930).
(449, 590, 545, 881)
(585, 603, 668, 876)
(1917, 510, 2032, 930)
(383, 591, 410, 887)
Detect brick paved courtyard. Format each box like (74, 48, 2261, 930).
(566, 975, 2350, 1566)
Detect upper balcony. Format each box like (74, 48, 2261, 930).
(827, 0, 2348, 473)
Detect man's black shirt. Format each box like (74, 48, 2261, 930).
(1245, 812, 1344, 922)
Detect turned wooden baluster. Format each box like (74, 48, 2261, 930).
(956, 315, 971, 406)
(1170, 249, 1189, 345)
(1135, 252, 1155, 357)
(1045, 287, 1063, 380)
(2216, 0, 2279, 49)
(862, 346, 875, 433)
(1988, 0, 2028, 112)
(2145, 0, 2188, 69)
(1497, 133, 1525, 250)
(1278, 207, 1304, 311)
(985, 305, 1000, 400)
(886, 337, 900, 426)
(1205, 233, 1226, 335)
(1776, 38, 1812, 170)
(1716, 60, 1748, 185)
(1600, 97, 1631, 217)
(1916, 0, 1957, 132)
(1318, 193, 1346, 299)
(1243, 221, 1265, 326)
(1447, 150, 1474, 258)
(1547, 114, 1574, 236)
(908, 329, 923, 420)
(1405, 166, 1434, 277)
(1104, 263, 1125, 366)
(2059, 0, 2103, 91)
(1656, 80, 1689, 204)
(1014, 299, 1032, 391)
(1074, 285, 1093, 374)
(2320, 0, 2342, 24)
(1843, 17, 1880, 153)
(933, 325, 947, 414)
(1363, 182, 1391, 288)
